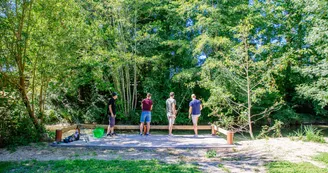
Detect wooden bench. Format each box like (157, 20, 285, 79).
(51, 124, 234, 145)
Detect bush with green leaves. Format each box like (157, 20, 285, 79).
(257, 120, 284, 139)
(0, 98, 41, 148)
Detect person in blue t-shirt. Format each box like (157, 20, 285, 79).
(188, 94, 202, 137)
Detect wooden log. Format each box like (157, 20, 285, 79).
(218, 128, 229, 135)
(61, 125, 77, 133)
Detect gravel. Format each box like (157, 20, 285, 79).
(0, 137, 328, 173)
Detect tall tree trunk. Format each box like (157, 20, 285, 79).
(125, 64, 131, 112)
(133, 61, 137, 109)
(244, 35, 254, 139)
(246, 68, 254, 139)
(120, 67, 127, 115)
(19, 74, 40, 131)
(39, 76, 44, 122)
(31, 56, 37, 112)
(40, 77, 50, 124)
(132, 4, 138, 110)
(13, 0, 42, 132)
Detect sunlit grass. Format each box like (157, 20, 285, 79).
(0, 159, 200, 173)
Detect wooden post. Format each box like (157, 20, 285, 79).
(227, 131, 234, 145)
(211, 125, 217, 136)
(55, 129, 62, 142)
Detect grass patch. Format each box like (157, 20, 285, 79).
(0, 159, 200, 173)
(205, 149, 217, 158)
(266, 161, 328, 173)
(217, 164, 230, 173)
(289, 126, 326, 143)
(222, 167, 231, 173)
(313, 152, 328, 165)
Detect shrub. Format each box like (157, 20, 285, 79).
(304, 126, 325, 143)
(290, 125, 325, 143)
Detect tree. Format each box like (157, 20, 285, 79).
(0, 0, 42, 131)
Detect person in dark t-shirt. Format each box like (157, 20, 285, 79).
(189, 94, 202, 137)
(140, 93, 153, 136)
(107, 92, 118, 137)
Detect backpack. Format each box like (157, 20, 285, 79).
(63, 130, 80, 143)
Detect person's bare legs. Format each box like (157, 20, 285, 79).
(110, 127, 114, 134)
(107, 125, 111, 134)
(146, 122, 150, 134)
(169, 117, 174, 135)
(168, 117, 172, 135)
(140, 122, 144, 134)
(193, 116, 199, 135)
(169, 123, 173, 135)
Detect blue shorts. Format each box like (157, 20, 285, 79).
(140, 111, 151, 123)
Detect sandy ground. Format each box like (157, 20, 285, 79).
(0, 137, 328, 173)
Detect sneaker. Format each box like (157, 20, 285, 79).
(194, 135, 198, 138)
(145, 133, 150, 136)
(106, 133, 112, 137)
(139, 133, 143, 136)
(111, 132, 118, 136)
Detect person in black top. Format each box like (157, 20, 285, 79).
(107, 92, 118, 137)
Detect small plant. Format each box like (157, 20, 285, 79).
(92, 151, 98, 156)
(257, 120, 283, 139)
(313, 152, 328, 164)
(222, 167, 231, 173)
(218, 163, 230, 173)
(294, 127, 304, 139)
(205, 149, 217, 158)
(304, 126, 325, 143)
(291, 126, 325, 143)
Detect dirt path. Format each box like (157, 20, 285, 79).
(0, 138, 327, 173)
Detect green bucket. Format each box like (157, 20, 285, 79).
(93, 127, 104, 138)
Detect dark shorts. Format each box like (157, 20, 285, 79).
(109, 116, 115, 127)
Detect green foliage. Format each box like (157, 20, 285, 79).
(271, 106, 300, 125)
(313, 152, 328, 165)
(296, 60, 328, 115)
(290, 126, 325, 143)
(0, 97, 41, 148)
(304, 126, 326, 143)
(266, 161, 328, 173)
(0, 159, 200, 173)
(257, 120, 284, 139)
(205, 149, 217, 158)
(1, 0, 328, 146)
